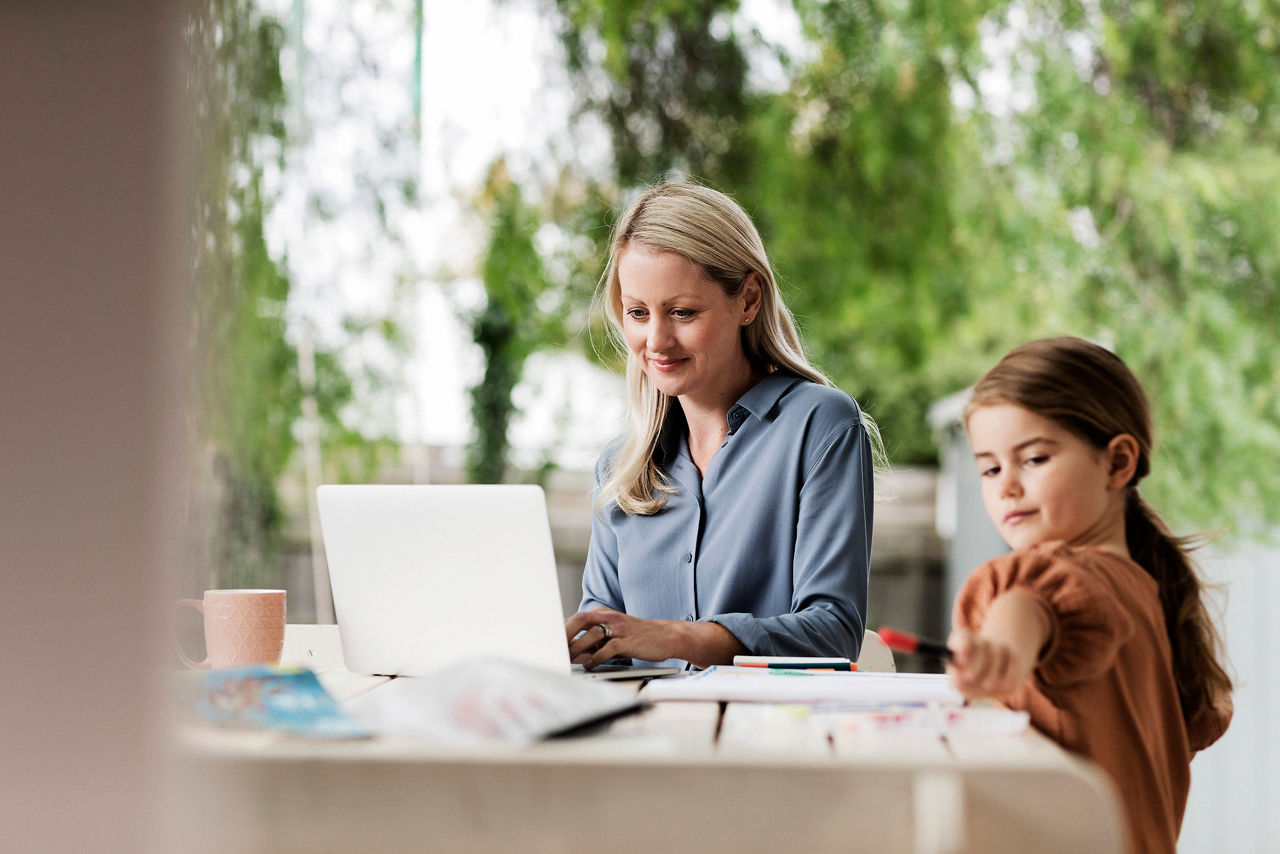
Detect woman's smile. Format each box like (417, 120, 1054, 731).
(649, 355, 689, 371)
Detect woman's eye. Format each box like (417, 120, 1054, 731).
(980, 465, 1000, 478)
(1024, 455, 1049, 467)
(671, 308, 695, 319)
(625, 308, 647, 320)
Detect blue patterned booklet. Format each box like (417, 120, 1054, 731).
(175, 665, 373, 739)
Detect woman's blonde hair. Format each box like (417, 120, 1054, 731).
(595, 181, 883, 515)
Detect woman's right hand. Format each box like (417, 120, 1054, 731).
(564, 607, 678, 668)
(564, 607, 747, 669)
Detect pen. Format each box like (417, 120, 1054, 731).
(737, 661, 856, 671)
(878, 627, 955, 662)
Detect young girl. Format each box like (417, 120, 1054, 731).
(948, 337, 1233, 854)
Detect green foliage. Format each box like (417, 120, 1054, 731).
(546, 0, 1280, 535)
(186, 0, 354, 589)
(954, 0, 1280, 529)
(552, 0, 756, 184)
(466, 163, 566, 483)
(739, 0, 996, 461)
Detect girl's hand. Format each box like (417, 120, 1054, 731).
(946, 627, 1035, 700)
(946, 590, 1051, 700)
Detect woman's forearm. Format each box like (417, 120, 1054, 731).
(675, 620, 748, 669)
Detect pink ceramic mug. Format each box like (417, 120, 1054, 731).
(175, 589, 286, 669)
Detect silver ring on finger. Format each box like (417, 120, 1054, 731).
(597, 622, 613, 641)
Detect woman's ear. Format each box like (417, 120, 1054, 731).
(741, 273, 763, 325)
(1105, 434, 1141, 490)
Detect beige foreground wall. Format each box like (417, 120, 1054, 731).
(1, 3, 185, 851)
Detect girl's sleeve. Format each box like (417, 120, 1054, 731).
(952, 545, 1133, 688)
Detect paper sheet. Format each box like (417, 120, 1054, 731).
(641, 666, 965, 706)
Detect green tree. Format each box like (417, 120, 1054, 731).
(552, 0, 756, 185)
(990, 0, 1280, 530)
(185, 0, 355, 590)
(466, 163, 566, 483)
(546, 0, 1280, 535)
(740, 0, 997, 462)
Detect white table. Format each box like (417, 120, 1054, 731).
(165, 626, 1124, 854)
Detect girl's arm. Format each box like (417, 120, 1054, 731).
(947, 589, 1052, 699)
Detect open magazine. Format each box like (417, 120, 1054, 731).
(173, 665, 373, 739)
(344, 658, 649, 745)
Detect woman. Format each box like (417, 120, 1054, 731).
(565, 182, 882, 669)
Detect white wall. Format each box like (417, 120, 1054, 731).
(1179, 544, 1279, 853)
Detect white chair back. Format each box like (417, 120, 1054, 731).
(857, 629, 897, 672)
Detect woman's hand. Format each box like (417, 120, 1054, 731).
(564, 607, 746, 669)
(564, 607, 679, 667)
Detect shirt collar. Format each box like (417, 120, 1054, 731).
(734, 370, 803, 422)
(656, 371, 803, 462)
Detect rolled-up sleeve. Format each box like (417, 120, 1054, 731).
(711, 419, 871, 659)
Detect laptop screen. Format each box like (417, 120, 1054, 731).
(317, 484, 571, 676)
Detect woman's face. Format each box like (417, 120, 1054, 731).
(967, 403, 1128, 552)
(617, 244, 757, 407)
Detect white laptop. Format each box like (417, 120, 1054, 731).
(316, 484, 571, 677)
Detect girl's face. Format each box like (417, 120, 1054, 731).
(967, 404, 1132, 553)
(617, 244, 758, 407)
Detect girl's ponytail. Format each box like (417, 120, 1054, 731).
(1125, 490, 1233, 731)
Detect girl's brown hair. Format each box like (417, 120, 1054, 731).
(964, 336, 1232, 732)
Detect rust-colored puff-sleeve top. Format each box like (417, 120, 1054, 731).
(953, 542, 1232, 854)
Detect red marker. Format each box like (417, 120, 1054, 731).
(878, 627, 955, 662)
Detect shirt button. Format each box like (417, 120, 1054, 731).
(684, 553, 692, 563)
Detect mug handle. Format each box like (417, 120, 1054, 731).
(175, 598, 209, 669)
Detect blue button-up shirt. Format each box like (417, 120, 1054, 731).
(579, 372, 873, 666)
